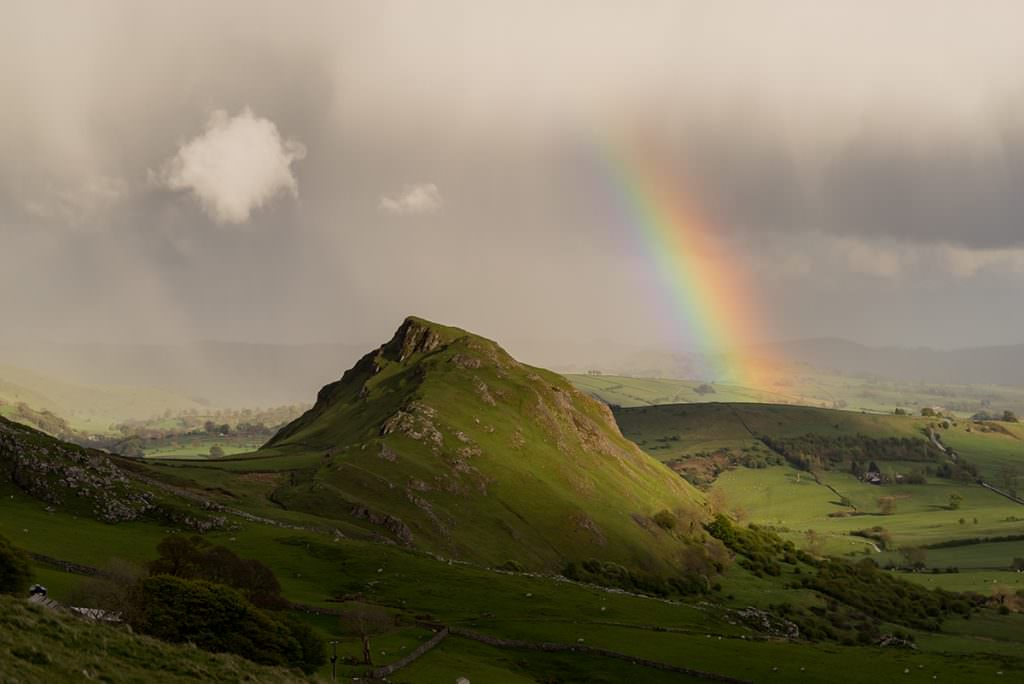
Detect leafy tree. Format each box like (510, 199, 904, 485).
(899, 546, 928, 570)
(921, 407, 937, 417)
(1003, 410, 1019, 423)
(209, 445, 225, 458)
(149, 536, 287, 609)
(149, 536, 204, 577)
(948, 492, 964, 510)
(0, 533, 32, 595)
(894, 408, 908, 416)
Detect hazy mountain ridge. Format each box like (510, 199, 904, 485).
(0, 341, 369, 407)
(753, 338, 1024, 386)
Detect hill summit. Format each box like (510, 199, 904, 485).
(264, 317, 712, 573)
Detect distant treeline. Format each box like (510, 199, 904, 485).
(760, 434, 940, 472)
(924, 533, 1024, 550)
(112, 404, 309, 439)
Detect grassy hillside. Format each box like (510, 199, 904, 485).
(0, 595, 306, 683)
(256, 317, 710, 574)
(2, 409, 1024, 682)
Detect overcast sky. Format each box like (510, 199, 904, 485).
(4, 1, 1024, 355)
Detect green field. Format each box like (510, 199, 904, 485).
(609, 401, 1024, 596)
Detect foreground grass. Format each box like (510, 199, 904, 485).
(0, 595, 307, 683)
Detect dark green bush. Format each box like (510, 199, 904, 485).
(562, 558, 709, 597)
(135, 575, 323, 673)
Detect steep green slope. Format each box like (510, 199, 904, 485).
(263, 317, 709, 573)
(0, 596, 305, 683)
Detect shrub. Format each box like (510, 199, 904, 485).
(704, 515, 802, 577)
(653, 509, 678, 530)
(495, 560, 525, 572)
(563, 557, 710, 597)
(135, 575, 323, 673)
(0, 534, 32, 595)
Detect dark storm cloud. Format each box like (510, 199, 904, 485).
(819, 126, 1024, 249)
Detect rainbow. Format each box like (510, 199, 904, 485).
(592, 141, 769, 387)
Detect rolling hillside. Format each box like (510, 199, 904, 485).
(261, 317, 710, 573)
(3, 397, 1024, 681)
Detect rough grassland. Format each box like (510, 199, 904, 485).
(0, 595, 306, 683)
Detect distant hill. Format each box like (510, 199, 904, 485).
(0, 340, 369, 407)
(0, 363, 206, 432)
(263, 317, 710, 573)
(752, 338, 1024, 386)
(521, 336, 1024, 388)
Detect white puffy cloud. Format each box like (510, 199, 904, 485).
(158, 108, 306, 224)
(378, 183, 443, 216)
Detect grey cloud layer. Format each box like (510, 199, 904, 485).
(3, 1, 1024, 349)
